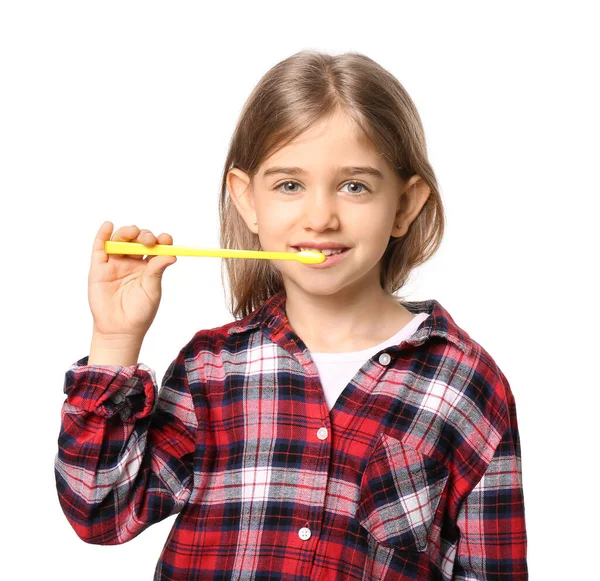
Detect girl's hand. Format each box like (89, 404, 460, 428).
(88, 221, 177, 341)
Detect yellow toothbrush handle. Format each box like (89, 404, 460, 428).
(104, 241, 326, 264)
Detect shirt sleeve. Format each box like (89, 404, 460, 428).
(54, 347, 202, 545)
(453, 387, 528, 579)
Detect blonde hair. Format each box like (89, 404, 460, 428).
(219, 50, 445, 319)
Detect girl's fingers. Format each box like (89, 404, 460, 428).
(91, 221, 114, 265)
(137, 229, 156, 246)
(92, 224, 172, 264)
(156, 233, 173, 245)
(112, 225, 146, 260)
(142, 233, 174, 264)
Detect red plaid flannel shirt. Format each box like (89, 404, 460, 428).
(55, 289, 527, 579)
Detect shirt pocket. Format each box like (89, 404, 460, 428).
(355, 432, 449, 552)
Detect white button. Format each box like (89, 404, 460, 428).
(378, 352, 391, 365)
(317, 427, 328, 440)
(298, 527, 311, 540)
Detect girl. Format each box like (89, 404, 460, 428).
(55, 50, 527, 580)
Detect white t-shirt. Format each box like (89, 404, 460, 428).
(310, 311, 430, 411)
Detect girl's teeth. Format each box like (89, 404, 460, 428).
(300, 247, 343, 256)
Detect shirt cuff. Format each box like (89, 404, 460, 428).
(63, 355, 158, 421)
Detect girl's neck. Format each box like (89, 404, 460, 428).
(284, 288, 414, 353)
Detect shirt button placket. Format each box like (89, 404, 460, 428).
(304, 423, 329, 553)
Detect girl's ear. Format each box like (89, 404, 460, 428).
(391, 175, 431, 238)
(227, 168, 258, 233)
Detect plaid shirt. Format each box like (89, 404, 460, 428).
(55, 289, 527, 580)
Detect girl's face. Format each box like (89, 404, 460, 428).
(228, 109, 427, 300)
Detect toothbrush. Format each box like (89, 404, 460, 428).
(104, 241, 326, 264)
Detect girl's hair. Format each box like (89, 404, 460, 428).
(219, 50, 445, 319)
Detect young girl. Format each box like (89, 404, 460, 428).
(55, 50, 527, 580)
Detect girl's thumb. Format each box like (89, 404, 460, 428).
(145, 255, 177, 280)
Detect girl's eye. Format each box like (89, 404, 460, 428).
(275, 180, 370, 197)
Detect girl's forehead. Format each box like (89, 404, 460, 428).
(253, 110, 385, 178)
(262, 132, 378, 169)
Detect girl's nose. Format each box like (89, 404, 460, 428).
(301, 191, 341, 230)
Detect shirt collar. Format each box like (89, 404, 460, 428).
(227, 289, 472, 355)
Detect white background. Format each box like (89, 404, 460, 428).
(1, 1, 598, 579)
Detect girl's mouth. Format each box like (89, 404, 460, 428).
(291, 246, 352, 268)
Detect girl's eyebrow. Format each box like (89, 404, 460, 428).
(262, 166, 384, 180)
